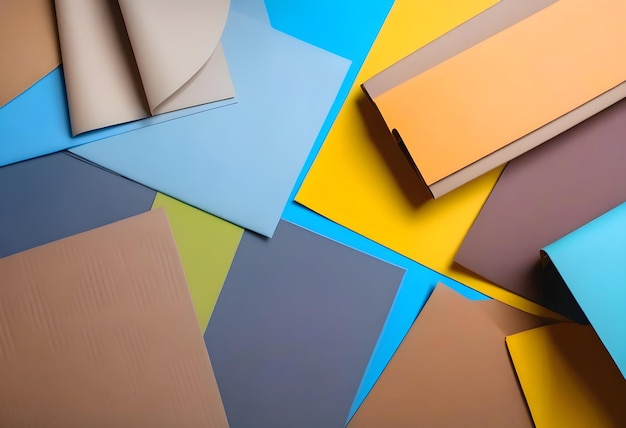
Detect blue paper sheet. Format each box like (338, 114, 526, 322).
(0, 68, 235, 167)
(72, 7, 349, 237)
(543, 202, 626, 378)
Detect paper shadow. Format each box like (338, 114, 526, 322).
(356, 92, 432, 208)
(547, 324, 626, 425)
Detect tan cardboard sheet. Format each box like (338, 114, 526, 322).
(347, 284, 551, 428)
(0, 0, 61, 107)
(0, 209, 229, 428)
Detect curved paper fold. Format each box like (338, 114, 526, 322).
(55, 0, 153, 135)
(118, 0, 232, 114)
(54, 0, 234, 135)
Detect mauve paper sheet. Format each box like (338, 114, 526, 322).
(456, 99, 626, 322)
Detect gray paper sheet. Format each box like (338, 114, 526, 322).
(0, 152, 155, 258)
(204, 220, 404, 428)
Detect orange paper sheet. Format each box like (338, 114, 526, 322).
(375, 0, 626, 184)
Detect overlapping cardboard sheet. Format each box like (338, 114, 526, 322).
(372, 0, 626, 186)
(0, 152, 241, 330)
(54, 0, 234, 135)
(456, 99, 626, 322)
(506, 323, 626, 427)
(0, 0, 60, 107)
(542, 202, 626, 377)
(204, 220, 404, 428)
(296, 0, 557, 315)
(71, 1, 350, 237)
(347, 284, 549, 428)
(0, 210, 229, 427)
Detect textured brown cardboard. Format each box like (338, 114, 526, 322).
(0, 0, 61, 107)
(0, 209, 229, 427)
(347, 284, 550, 428)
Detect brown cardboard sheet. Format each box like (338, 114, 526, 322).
(362, 0, 626, 198)
(54, 0, 234, 135)
(347, 283, 551, 428)
(0, 0, 61, 107)
(0, 209, 229, 427)
(456, 98, 626, 323)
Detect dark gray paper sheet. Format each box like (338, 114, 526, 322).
(204, 220, 404, 428)
(0, 152, 156, 258)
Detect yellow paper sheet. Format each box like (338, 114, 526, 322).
(297, 0, 554, 316)
(152, 193, 243, 331)
(506, 323, 626, 427)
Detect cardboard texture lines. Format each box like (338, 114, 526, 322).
(0, 210, 229, 427)
(347, 284, 550, 428)
(205, 220, 404, 428)
(456, 98, 626, 322)
(542, 202, 626, 377)
(370, 0, 626, 188)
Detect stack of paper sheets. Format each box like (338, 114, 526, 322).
(3, 0, 626, 426)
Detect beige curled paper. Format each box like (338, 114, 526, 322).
(55, 0, 234, 136)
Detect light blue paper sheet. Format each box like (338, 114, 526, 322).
(543, 202, 626, 378)
(72, 8, 349, 237)
(0, 69, 235, 168)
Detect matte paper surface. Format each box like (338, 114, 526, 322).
(0, 153, 239, 331)
(0, 67, 235, 168)
(54, 0, 233, 135)
(347, 284, 548, 428)
(151, 193, 243, 332)
(456, 99, 626, 322)
(296, 0, 554, 315)
(374, 0, 626, 185)
(362, 0, 626, 197)
(0, 152, 155, 258)
(542, 202, 626, 377)
(507, 323, 626, 427)
(72, 6, 349, 237)
(205, 220, 404, 428)
(0, 210, 229, 427)
(0, 0, 60, 107)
